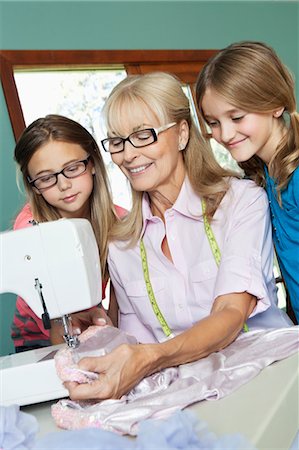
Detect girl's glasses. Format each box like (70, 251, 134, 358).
(28, 156, 91, 191)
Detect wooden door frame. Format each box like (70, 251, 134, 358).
(0, 50, 217, 141)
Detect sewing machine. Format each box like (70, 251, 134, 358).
(0, 219, 102, 406)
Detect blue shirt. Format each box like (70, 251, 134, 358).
(265, 166, 299, 322)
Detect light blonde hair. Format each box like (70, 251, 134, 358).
(195, 41, 299, 201)
(15, 114, 118, 280)
(103, 72, 238, 246)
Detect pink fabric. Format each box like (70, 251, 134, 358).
(54, 325, 138, 383)
(52, 326, 299, 435)
(108, 177, 290, 344)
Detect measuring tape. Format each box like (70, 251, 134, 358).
(201, 199, 221, 267)
(140, 199, 248, 336)
(140, 239, 173, 338)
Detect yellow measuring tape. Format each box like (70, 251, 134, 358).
(201, 199, 221, 266)
(140, 199, 248, 336)
(140, 239, 173, 337)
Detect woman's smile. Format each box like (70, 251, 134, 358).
(127, 163, 153, 175)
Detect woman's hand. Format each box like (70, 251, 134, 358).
(64, 292, 256, 400)
(65, 343, 154, 400)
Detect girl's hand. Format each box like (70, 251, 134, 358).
(71, 305, 113, 335)
(65, 343, 153, 400)
(50, 306, 112, 344)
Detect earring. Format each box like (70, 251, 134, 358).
(179, 144, 185, 151)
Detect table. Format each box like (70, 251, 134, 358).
(23, 352, 299, 450)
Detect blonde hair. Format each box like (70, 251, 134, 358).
(15, 114, 118, 280)
(195, 41, 299, 200)
(103, 72, 238, 246)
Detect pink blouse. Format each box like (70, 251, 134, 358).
(108, 177, 290, 343)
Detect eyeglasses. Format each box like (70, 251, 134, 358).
(28, 156, 91, 191)
(101, 122, 177, 154)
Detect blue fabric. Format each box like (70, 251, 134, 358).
(0, 405, 256, 450)
(0, 404, 39, 450)
(289, 430, 299, 450)
(34, 410, 256, 450)
(265, 166, 299, 322)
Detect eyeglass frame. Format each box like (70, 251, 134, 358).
(27, 155, 91, 192)
(101, 122, 177, 154)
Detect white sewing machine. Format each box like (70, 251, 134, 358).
(0, 219, 102, 406)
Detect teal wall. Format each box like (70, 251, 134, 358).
(1, 0, 298, 355)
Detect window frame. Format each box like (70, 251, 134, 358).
(0, 49, 217, 141)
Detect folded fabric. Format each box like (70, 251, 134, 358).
(52, 326, 299, 435)
(35, 410, 257, 450)
(0, 404, 39, 450)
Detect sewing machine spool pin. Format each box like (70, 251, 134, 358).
(34, 278, 51, 330)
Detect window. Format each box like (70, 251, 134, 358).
(0, 50, 217, 140)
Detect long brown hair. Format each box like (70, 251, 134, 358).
(15, 114, 118, 279)
(195, 41, 299, 201)
(103, 72, 238, 246)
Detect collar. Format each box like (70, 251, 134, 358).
(140, 177, 202, 237)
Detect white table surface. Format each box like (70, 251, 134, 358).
(23, 352, 299, 450)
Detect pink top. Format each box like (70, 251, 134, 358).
(108, 177, 290, 344)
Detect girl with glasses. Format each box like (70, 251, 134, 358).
(195, 41, 299, 324)
(12, 114, 126, 352)
(65, 72, 291, 402)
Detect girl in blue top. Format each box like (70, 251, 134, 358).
(195, 41, 299, 324)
